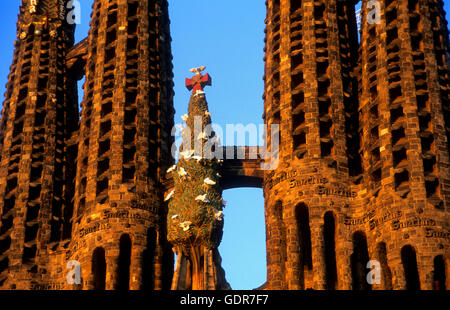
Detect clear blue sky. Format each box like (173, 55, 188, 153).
(1, 0, 450, 290)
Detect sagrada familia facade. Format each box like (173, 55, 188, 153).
(0, 0, 448, 290)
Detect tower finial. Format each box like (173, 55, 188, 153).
(185, 66, 212, 96)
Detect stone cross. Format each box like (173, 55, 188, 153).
(185, 66, 212, 95)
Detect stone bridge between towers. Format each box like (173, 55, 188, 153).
(163, 146, 265, 192)
(217, 146, 265, 190)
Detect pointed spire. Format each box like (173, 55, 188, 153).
(180, 67, 217, 158)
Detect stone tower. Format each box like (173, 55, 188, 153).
(0, 0, 175, 290)
(263, 0, 361, 290)
(262, 0, 449, 290)
(0, 0, 77, 289)
(69, 0, 174, 290)
(356, 0, 450, 290)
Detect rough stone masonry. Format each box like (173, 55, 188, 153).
(0, 0, 448, 290)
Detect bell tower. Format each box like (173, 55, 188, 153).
(357, 0, 450, 289)
(262, 0, 360, 290)
(69, 0, 174, 290)
(0, 0, 77, 289)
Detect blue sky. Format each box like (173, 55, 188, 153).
(1, 0, 449, 290)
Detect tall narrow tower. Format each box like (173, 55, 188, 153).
(69, 0, 174, 290)
(357, 0, 450, 289)
(263, 0, 360, 290)
(0, 0, 76, 289)
(262, 0, 449, 291)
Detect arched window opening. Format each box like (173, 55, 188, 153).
(401, 245, 420, 290)
(351, 231, 371, 290)
(161, 241, 174, 290)
(92, 247, 106, 290)
(296, 203, 312, 271)
(323, 211, 337, 290)
(117, 234, 132, 290)
(142, 228, 157, 290)
(376, 242, 392, 289)
(433, 255, 446, 290)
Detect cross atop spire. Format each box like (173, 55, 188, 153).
(185, 66, 212, 96)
